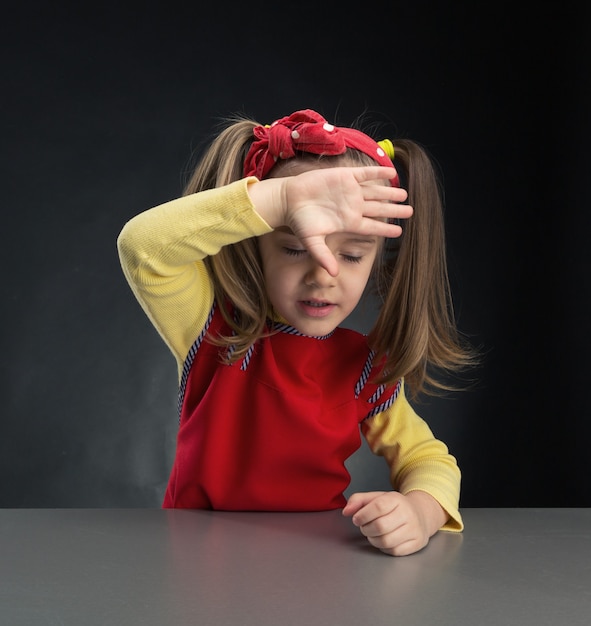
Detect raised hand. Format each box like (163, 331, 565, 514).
(248, 166, 413, 276)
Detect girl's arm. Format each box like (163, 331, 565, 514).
(343, 381, 463, 556)
(118, 166, 411, 373)
(117, 178, 271, 376)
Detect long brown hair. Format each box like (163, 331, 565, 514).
(183, 114, 476, 398)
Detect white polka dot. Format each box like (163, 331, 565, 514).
(323, 123, 335, 132)
(291, 130, 300, 139)
(377, 147, 385, 157)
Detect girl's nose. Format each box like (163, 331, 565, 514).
(304, 262, 336, 287)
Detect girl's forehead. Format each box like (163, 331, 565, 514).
(272, 227, 378, 248)
(267, 157, 388, 189)
(267, 156, 355, 178)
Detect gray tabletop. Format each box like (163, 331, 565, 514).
(1, 508, 590, 625)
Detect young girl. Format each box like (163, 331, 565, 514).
(117, 109, 474, 556)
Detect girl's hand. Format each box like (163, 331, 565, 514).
(248, 166, 413, 277)
(342, 490, 448, 556)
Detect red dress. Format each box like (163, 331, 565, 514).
(163, 303, 400, 511)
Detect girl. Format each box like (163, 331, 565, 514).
(117, 109, 474, 556)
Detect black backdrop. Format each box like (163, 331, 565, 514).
(2, 1, 590, 507)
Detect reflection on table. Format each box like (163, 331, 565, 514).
(1, 508, 590, 625)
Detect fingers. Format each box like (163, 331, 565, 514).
(353, 216, 404, 239)
(344, 491, 429, 556)
(353, 168, 413, 231)
(366, 525, 426, 558)
(357, 169, 411, 218)
(342, 491, 386, 517)
(304, 238, 339, 277)
(352, 166, 399, 184)
(345, 491, 399, 528)
(278, 165, 412, 271)
(359, 202, 413, 226)
(360, 177, 408, 203)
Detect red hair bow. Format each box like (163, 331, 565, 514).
(243, 109, 399, 187)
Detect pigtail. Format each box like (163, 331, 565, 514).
(368, 139, 475, 398)
(182, 115, 273, 359)
(183, 115, 257, 194)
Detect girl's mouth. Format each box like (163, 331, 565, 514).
(297, 300, 336, 318)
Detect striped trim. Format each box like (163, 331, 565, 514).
(364, 378, 402, 421)
(368, 384, 386, 403)
(271, 321, 334, 340)
(239, 320, 332, 371)
(240, 344, 255, 371)
(354, 350, 376, 398)
(177, 304, 216, 421)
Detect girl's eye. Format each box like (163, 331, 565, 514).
(282, 247, 363, 264)
(283, 247, 306, 257)
(341, 254, 363, 264)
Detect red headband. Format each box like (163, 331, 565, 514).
(243, 109, 400, 187)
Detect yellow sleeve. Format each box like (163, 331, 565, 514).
(116, 177, 272, 377)
(361, 381, 463, 532)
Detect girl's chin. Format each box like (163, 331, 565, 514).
(287, 313, 343, 337)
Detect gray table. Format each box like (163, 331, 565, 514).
(1, 508, 590, 625)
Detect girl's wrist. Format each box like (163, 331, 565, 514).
(405, 490, 448, 535)
(246, 177, 287, 228)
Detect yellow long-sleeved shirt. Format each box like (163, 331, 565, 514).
(117, 177, 463, 530)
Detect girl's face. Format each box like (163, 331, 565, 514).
(258, 227, 379, 337)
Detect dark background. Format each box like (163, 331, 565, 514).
(2, 1, 589, 508)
